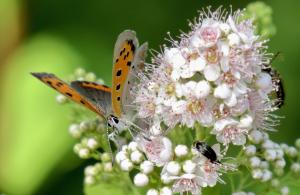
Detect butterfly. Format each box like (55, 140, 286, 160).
(31, 30, 149, 149)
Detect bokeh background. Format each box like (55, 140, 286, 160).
(0, 0, 300, 194)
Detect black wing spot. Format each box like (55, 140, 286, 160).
(127, 40, 135, 52)
(116, 84, 121, 90)
(80, 100, 85, 104)
(116, 70, 122, 76)
(102, 85, 109, 88)
(56, 82, 63, 87)
(46, 81, 52, 85)
(117, 97, 121, 101)
(119, 48, 125, 56)
(115, 58, 119, 63)
(66, 92, 73, 97)
(127, 61, 132, 66)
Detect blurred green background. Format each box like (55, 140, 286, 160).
(0, 0, 300, 194)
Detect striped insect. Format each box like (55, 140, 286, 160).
(192, 141, 236, 172)
(31, 30, 148, 151)
(262, 52, 285, 108)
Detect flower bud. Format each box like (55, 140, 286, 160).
(84, 175, 95, 185)
(175, 145, 189, 157)
(291, 163, 300, 173)
(183, 160, 196, 173)
(245, 145, 256, 156)
(120, 159, 133, 171)
(166, 161, 181, 176)
(134, 173, 149, 187)
(56, 94, 68, 104)
(128, 141, 138, 151)
(147, 189, 159, 195)
(79, 148, 90, 159)
(103, 162, 113, 172)
(101, 152, 111, 162)
(140, 161, 154, 174)
(160, 187, 172, 195)
(69, 124, 81, 138)
(252, 169, 263, 179)
(250, 156, 261, 168)
(130, 150, 144, 164)
(280, 186, 289, 195)
(87, 138, 98, 150)
(115, 151, 128, 164)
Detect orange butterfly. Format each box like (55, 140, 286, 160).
(31, 30, 148, 146)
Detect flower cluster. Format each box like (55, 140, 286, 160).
(135, 7, 277, 148)
(57, 5, 300, 195)
(115, 141, 232, 195)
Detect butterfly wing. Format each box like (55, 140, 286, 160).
(31, 72, 106, 116)
(121, 42, 148, 118)
(111, 30, 139, 117)
(71, 81, 112, 116)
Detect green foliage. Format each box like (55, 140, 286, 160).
(243, 1, 276, 38)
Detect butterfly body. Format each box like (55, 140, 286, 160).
(32, 30, 148, 149)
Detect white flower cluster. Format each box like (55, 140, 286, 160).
(244, 133, 300, 194)
(115, 141, 230, 195)
(135, 8, 277, 147)
(84, 153, 113, 185)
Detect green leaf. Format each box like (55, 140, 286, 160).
(0, 33, 85, 194)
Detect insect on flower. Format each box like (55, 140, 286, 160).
(31, 30, 149, 153)
(193, 141, 220, 164)
(193, 141, 236, 172)
(262, 52, 285, 108)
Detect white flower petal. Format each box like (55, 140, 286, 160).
(204, 65, 221, 81)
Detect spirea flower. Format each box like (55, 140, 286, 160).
(133, 6, 279, 149)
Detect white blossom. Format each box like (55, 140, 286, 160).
(134, 173, 149, 187)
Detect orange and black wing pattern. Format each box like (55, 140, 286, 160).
(111, 30, 139, 117)
(71, 81, 113, 116)
(31, 72, 104, 116)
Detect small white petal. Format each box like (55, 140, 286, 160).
(182, 81, 197, 96)
(159, 137, 173, 163)
(214, 84, 232, 99)
(189, 57, 206, 72)
(165, 48, 186, 68)
(228, 33, 240, 46)
(214, 118, 238, 132)
(190, 35, 202, 48)
(172, 100, 187, 114)
(224, 93, 237, 107)
(195, 80, 211, 98)
(239, 114, 253, 129)
(204, 65, 220, 81)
